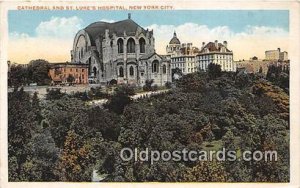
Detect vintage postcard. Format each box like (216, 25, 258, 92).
(0, 0, 299, 188)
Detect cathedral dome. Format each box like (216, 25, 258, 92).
(169, 31, 181, 45)
(83, 15, 149, 45)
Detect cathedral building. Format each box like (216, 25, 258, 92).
(71, 14, 171, 86)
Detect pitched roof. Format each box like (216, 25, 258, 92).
(199, 42, 232, 54)
(139, 52, 162, 60)
(180, 46, 200, 55)
(84, 19, 149, 44)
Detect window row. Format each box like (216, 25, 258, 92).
(57, 68, 86, 73)
(171, 57, 195, 62)
(118, 63, 167, 77)
(117, 38, 146, 54)
(198, 55, 232, 60)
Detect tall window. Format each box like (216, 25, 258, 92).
(163, 65, 167, 74)
(93, 67, 97, 77)
(119, 67, 124, 77)
(117, 38, 124, 53)
(152, 60, 159, 73)
(139, 38, 146, 53)
(127, 38, 135, 53)
(81, 48, 84, 58)
(129, 66, 134, 76)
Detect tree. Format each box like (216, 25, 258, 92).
(259, 66, 263, 73)
(87, 107, 121, 141)
(8, 64, 28, 87)
(45, 88, 66, 100)
(176, 72, 207, 93)
(55, 130, 93, 181)
(266, 64, 289, 91)
(27, 59, 51, 85)
(8, 87, 39, 181)
(20, 128, 59, 181)
(43, 96, 88, 148)
(165, 81, 172, 89)
(252, 80, 289, 121)
(143, 79, 154, 91)
(67, 74, 75, 84)
(104, 85, 135, 114)
(183, 161, 227, 181)
(208, 63, 222, 79)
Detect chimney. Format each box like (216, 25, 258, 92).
(201, 42, 205, 50)
(223, 41, 227, 48)
(128, 13, 131, 19)
(215, 40, 218, 48)
(278, 48, 281, 52)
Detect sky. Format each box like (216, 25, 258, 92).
(8, 10, 289, 64)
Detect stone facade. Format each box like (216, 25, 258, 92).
(265, 48, 288, 61)
(71, 14, 171, 86)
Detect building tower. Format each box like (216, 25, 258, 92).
(166, 31, 181, 57)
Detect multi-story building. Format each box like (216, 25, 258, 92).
(48, 62, 89, 85)
(279, 51, 288, 61)
(265, 48, 288, 61)
(170, 56, 197, 75)
(196, 40, 236, 72)
(166, 32, 199, 75)
(71, 14, 171, 86)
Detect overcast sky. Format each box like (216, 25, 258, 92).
(8, 10, 289, 64)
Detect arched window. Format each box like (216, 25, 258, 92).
(127, 38, 135, 53)
(93, 67, 97, 77)
(152, 60, 159, 73)
(117, 38, 124, 53)
(81, 48, 84, 58)
(119, 67, 124, 77)
(129, 66, 134, 76)
(163, 64, 167, 74)
(139, 38, 146, 53)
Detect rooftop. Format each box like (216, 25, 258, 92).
(169, 31, 181, 45)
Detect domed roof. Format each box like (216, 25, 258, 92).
(169, 31, 181, 45)
(83, 15, 150, 45)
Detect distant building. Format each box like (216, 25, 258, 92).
(48, 62, 89, 85)
(196, 40, 236, 72)
(250, 56, 258, 61)
(166, 32, 199, 75)
(279, 51, 288, 61)
(170, 56, 197, 75)
(265, 48, 288, 61)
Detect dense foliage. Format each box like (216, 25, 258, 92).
(266, 64, 289, 92)
(8, 68, 289, 182)
(8, 59, 51, 87)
